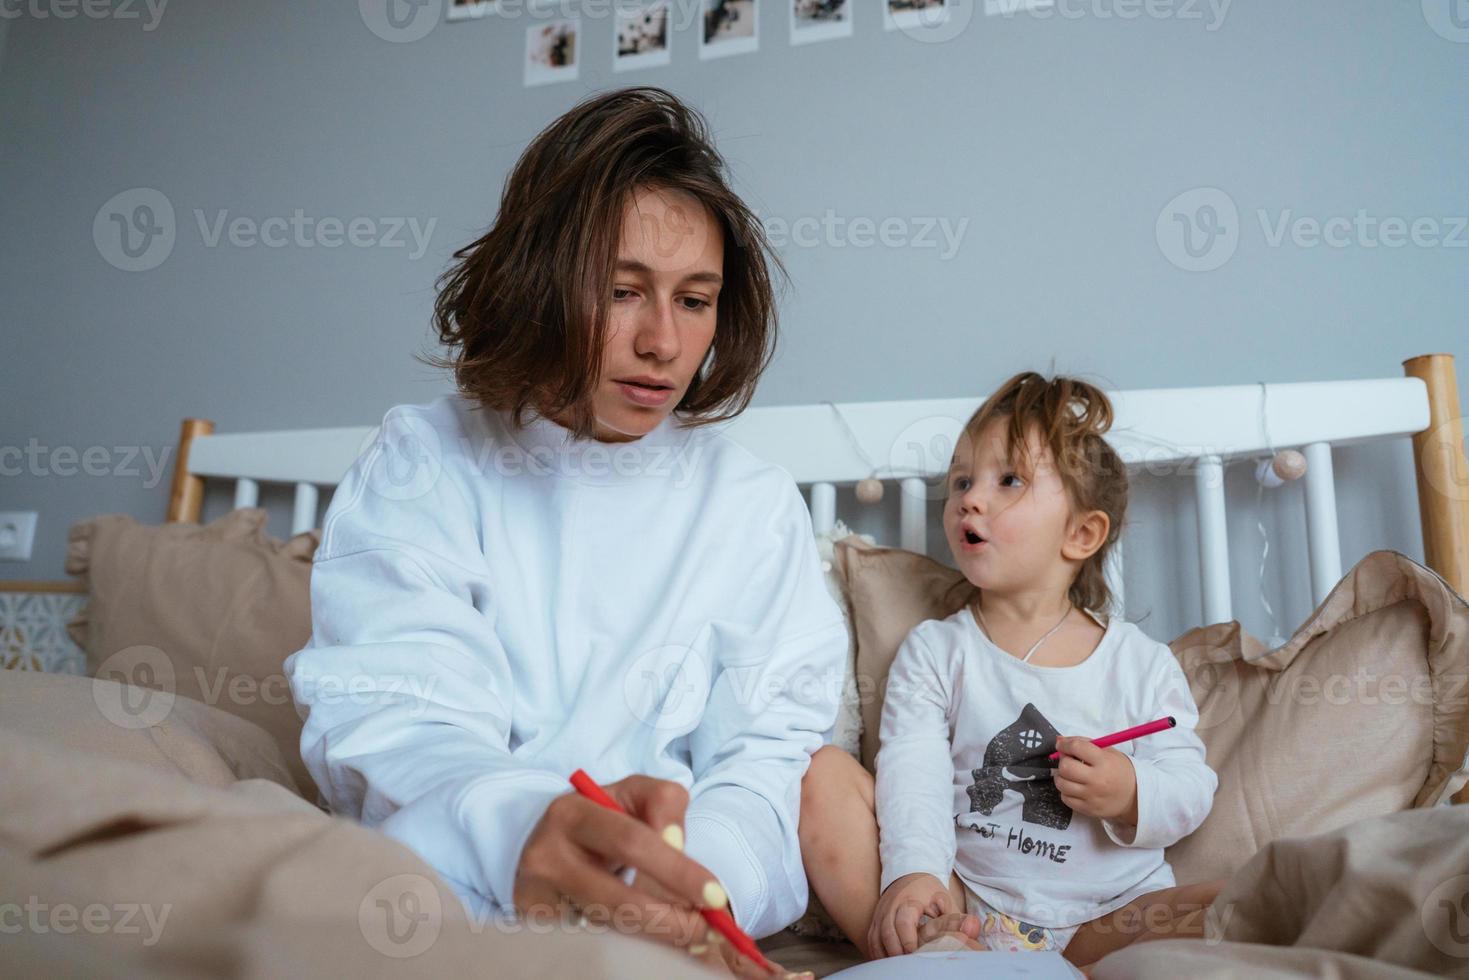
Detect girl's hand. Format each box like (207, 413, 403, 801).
(1053, 736, 1139, 826)
(866, 872, 956, 959)
(513, 775, 723, 953)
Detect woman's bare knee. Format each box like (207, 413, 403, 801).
(802, 746, 872, 811)
(800, 747, 872, 857)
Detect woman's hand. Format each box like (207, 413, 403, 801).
(513, 775, 725, 953)
(631, 870, 800, 978)
(1053, 736, 1139, 826)
(696, 925, 813, 979)
(866, 872, 957, 959)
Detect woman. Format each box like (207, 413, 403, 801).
(284, 88, 844, 978)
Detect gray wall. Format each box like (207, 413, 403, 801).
(2, 0, 1465, 644)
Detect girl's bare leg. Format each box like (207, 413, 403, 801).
(798, 746, 883, 958)
(1061, 877, 1228, 969)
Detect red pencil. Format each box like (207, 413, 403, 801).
(568, 769, 775, 973)
(1048, 715, 1176, 760)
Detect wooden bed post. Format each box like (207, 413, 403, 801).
(166, 418, 215, 524)
(1403, 355, 1469, 599)
(1404, 355, 1469, 809)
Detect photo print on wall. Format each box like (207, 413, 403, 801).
(790, 0, 851, 45)
(884, 0, 948, 31)
(615, 1, 673, 72)
(448, 0, 497, 20)
(525, 19, 579, 86)
(700, 0, 759, 59)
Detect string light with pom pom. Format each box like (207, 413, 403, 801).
(821, 401, 937, 507)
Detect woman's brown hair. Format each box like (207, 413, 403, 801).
(423, 86, 784, 439)
(946, 372, 1130, 615)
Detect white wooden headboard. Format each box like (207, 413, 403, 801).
(167, 355, 1469, 629)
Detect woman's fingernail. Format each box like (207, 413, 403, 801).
(702, 880, 728, 910)
(662, 824, 685, 850)
(687, 943, 708, 956)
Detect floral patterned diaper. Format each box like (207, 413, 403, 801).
(959, 882, 1081, 954)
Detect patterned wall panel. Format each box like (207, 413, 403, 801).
(1, 590, 87, 674)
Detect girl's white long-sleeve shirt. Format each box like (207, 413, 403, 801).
(283, 394, 849, 939)
(875, 606, 1217, 929)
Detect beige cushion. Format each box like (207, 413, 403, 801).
(832, 539, 1469, 884)
(64, 508, 319, 793)
(813, 521, 868, 761)
(1167, 550, 1469, 883)
(0, 668, 300, 794)
(833, 536, 968, 772)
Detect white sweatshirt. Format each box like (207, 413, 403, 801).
(875, 605, 1217, 929)
(283, 394, 849, 939)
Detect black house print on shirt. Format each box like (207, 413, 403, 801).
(965, 702, 1073, 831)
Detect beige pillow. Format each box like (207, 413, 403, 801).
(1166, 550, 1469, 883)
(832, 539, 1469, 884)
(65, 508, 319, 793)
(832, 536, 968, 772)
(813, 519, 872, 761)
(0, 668, 301, 793)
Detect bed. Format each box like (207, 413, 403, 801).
(5, 353, 1469, 978)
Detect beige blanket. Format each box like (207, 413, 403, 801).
(1092, 804, 1469, 979)
(5, 668, 1466, 979)
(0, 729, 726, 979)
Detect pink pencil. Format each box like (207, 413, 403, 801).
(1048, 716, 1176, 760)
(568, 769, 774, 973)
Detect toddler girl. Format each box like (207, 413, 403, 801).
(798, 372, 1225, 971)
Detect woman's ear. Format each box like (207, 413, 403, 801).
(1061, 510, 1110, 562)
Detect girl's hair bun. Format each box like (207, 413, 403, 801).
(1055, 377, 1114, 440)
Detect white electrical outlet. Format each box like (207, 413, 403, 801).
(0, 512, 38, 561)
